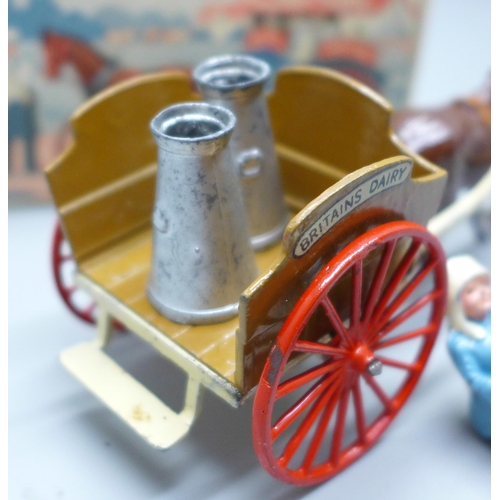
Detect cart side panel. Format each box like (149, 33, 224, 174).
(269, 67, 444, 213)
(45, 73, 196, 264)
(237, 157, 418, 393)
(390, 134, 448, 226)
(277, 145, 343, 212)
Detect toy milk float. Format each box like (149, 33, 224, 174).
(47, 56, 448, 486)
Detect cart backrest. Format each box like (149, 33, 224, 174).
(46, 72, 195, 263)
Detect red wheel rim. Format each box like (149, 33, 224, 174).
(253, 221, 447, 485)
(52, 222, 97, 324)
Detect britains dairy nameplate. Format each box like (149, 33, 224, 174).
(293, 160, 412, 257)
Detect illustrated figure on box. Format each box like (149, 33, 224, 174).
(8, 32, 36, 174)
(447, 255, 491, 440)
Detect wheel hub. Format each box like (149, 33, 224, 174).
(367, 358, 383, 376)
(350, 344, 382, 375)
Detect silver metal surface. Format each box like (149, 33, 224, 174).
(367, 359, 383, 376)
(147, 102, 258, 325)
(193, 54, 289, 250)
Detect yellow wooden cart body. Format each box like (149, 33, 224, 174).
(46, 66, 446, 449)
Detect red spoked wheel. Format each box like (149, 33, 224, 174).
(253, 221, 447, 486)
(52, 222, 97, 324)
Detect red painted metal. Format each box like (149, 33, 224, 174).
(52, 222, 96, 324)
(252, 221, 447, 485)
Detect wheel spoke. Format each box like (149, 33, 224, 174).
(321, 298, 351, 347)
(272, 371, 341, 440)
(373, 289, 442, 343)
(377, 356, 419, 372)
(294, 340, 348, 358)
(369, 258, 437, 338)
(363, 374, 394, 413)
(369, 239, 422, 332)
(362, 240, 397, 325)
(350, 261, 363, 340)
(276, 359, 342, 400)
(330, 387, 350, 465)
(82, 303, 97, 318)
(301, 383, 343, 471)
(52, 222, 100, 326)
(373, 325, 435, 350)
(351, 377, 367, 445)
(278, 377, 341, 467)
(64, 286, 77, 297)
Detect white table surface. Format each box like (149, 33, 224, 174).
(9, 1, 491, 499)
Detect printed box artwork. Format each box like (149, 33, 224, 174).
(8, 0, 425, 204)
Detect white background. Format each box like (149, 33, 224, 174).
(8, 0, 491, 498)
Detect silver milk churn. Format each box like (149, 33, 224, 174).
(147, 102, 259, 325)
(193, 54, 289, 251)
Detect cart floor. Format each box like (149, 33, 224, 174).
(78, 227, 283, 389)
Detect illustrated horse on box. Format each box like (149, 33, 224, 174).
(43, 31, 140, 95)
(42, 31, 189, 95)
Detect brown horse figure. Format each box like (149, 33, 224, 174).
(393, 77, 491, 208)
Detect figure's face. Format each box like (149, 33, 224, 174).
(460, 275, 491, 321)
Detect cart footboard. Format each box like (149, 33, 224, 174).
(61, 341, 204, 450)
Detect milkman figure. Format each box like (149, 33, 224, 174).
(447, 255, 491, 440)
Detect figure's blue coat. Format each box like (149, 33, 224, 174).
(447, 312, 491, 439)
